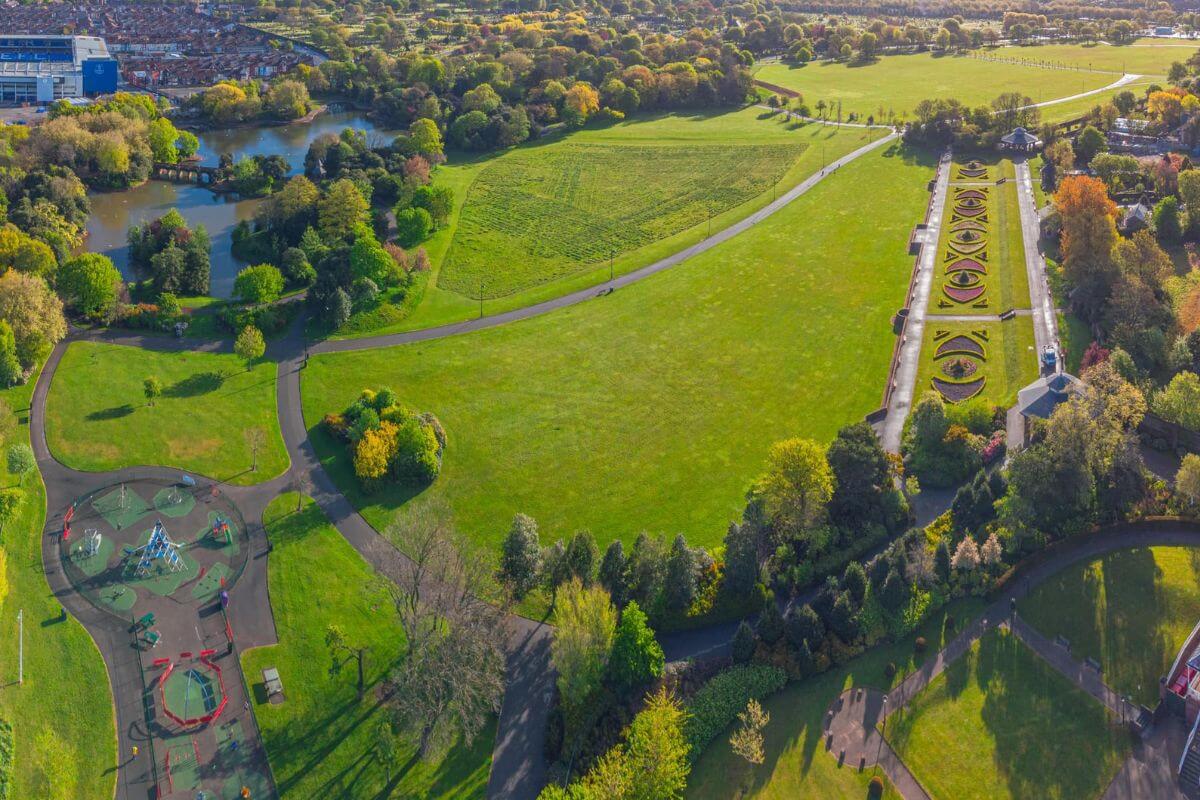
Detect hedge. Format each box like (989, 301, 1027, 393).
(0, 719, 12, 800)
(683, 664, 786, 760)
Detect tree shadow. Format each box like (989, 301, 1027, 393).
(86, 404, 135, 421)
(164, 370, 225, 398)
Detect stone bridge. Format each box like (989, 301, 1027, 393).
(152, 162, 220, 184)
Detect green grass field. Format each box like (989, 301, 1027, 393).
(441, 140, 807, 298)
(1040, 77, 1160, 124)
(0, 373, 116, 799)
(687, 598, 985, 799)
(45, 342, 289, 485)
(915, 320, 1039, 408)
(754, 53, 1113, 123)
(886, 628, 1130, 800)
(339, 110, 884, 336)
(1019, 546, 1200, 706)
(241, 494, 494, 799)
(994, 39, 1191, 75)
(302, 144, 936, 552)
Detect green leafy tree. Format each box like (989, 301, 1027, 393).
(176, 130, 200, 159)
(842, 561, 868, 605)
(756, 599, 784, 645)
(350, 237, 395, 286)
(663, 533, 698, 610)
(827, 422, 890, 525)
(147, 117, 180, 163)
(1154, 195, 1183, 244)
(623, 688, 690, 798)
(394, 206, 433, 247)
(564, 530, 598, 584)
(1153, 371, 1200, 431)
(785, 603, 824, 650)
(143, 375, 161, 406)
(598, 540, 628, 606)
(551, 578, 617, 725)
(753, 437, 833, 532)
(499, 513, 543, 599)
(58, 253, 122, 319)
(409, 117, 444, 159)
(233, 263, 284, 304)
(607, 600, 664, 691)
(731, 620, 756, 664)
(318, 179, 369, 243)
(234, 325, 266, 370)
(0, 320, 22, 388)
(1074, 125, 1107, 164)
(7, 443, 34, 482)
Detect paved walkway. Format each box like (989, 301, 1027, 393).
(824, 520, 1200, 800)
(1023, 73, 1145, 110)
(1014, 158, 1061, 357)
(881, 151, 950, 452)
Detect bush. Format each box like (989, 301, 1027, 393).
(731, 620, 755, 664)
(869, 775, 885, 799)
(884, 661, 896, 679)
(915, 636, 927, 653)
(0, 719, 10, 800)
(683, 665, 786, 759)
(233, 263, 284, 304)
(391, 416, 441, 484)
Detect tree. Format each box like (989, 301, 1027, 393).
(1153, 371, 1200, 432)
(842, 561, 867, 605)
(935, 539, 952, 582)
(384, 507, 505, 759)
(785, 603, 824, 650)
(723, 519, 761, 594)
(233, 263, 284, 304)
(0, 270, 66, 364)
(234, 325, 265, 370)
(598, 540, 628, 606)
(732, 620, 756, 664)
(729, 699, 769, 766)
(1054, 175, 1120, 320)
(0, 321, 21, 388)
(608, 600, 664, 691)
(880, 569, 908, 611)
(563, 82, 600, 126)
(663, 533, 698, 610)
(753, 438, 833, 532)
(58, 253, 121, 319)
(564, 530, 598, 584)
(626, 532, 667, 606)
(827, 422, 890, 525)
(143, 375, 161, 406)
(1074, 125, 1107, 164)
(623, 688, 690, 798)
(1044, 138, 1074, 172)
(350, 237, 396, 286)
(266, 79, 311, 120)
(244, 427, 267, 472)
(980, 532, 1003, 566)
(1177, 454, 1200, 507)
(318, 179, 369, 243)
(7, 443, 34, 482)
(1154, 196, 1183, 244)
(324, 624, 368, 699)
(552, 578, 617, 724)
(394, 207, 433, 247)
(409, 118, 444, 159)
(951, 536, 980, 571)
(756, 598, 784, 645)
(499, 513, 543, 599)
(829, 592, 859, 641)
(147, 117, 180, 163)
(177, 130, 200, 159)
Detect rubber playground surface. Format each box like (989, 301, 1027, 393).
(61, 480, 248, 618)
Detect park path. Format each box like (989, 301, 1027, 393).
(823, 520, 1200, 800)
(881, 151, 950, 453)
(1022, 72, 1145, 110)
(312, 131, 897, 355)
(1014, 158, 1061, 356)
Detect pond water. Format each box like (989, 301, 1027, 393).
(84, 112, 399, 298)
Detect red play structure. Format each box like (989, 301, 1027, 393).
(156, 651, 229, 729)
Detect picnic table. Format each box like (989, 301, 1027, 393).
(136, 612, 155, 630)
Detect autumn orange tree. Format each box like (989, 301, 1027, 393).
(1054, 175, 1120, 320)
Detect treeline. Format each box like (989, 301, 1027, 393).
(184, 78, 313, 125)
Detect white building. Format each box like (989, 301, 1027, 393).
(0, 35, 118, 104)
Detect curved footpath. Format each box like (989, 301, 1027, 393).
(34, 128, 1176, 800)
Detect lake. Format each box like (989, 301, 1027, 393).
(84, 112, 398, 298)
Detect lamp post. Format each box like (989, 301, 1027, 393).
(17, 609, 22, 685)
(875, 694, 888, 774)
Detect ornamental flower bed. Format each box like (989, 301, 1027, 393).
(930, 329, 989, 403)
(941, 186, 994, 308)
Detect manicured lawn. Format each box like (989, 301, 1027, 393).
(45, 342, 288, 485)
(241, 494, 494, 799)
(935, 157, 1028, 315)
(1039, 77, 1159, 124)
(916, 319, 1039, 408)
(302, 144, 936, 551)
(1019, 546, 1200, 706)
(754, 53, 1113, 123)
(886, 628, 1130, 800)
(1057, 310, 1091, 374)
(338, 110, 885, 335)
(996, 39, 1189, 75)
(687, 598, 985, 800)
(0, 373, 116, 798)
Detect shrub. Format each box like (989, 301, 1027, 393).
(392, 416, 441, 484)
(731, 621, 755, 664)
(0, 719, 10, 800)
(869, 775, 885, 799)
(684, 665, 786, 759)
(915, 636, 927, 653)
(233, 263, 285, 304)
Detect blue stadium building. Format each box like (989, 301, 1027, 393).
(0, 35, 117, 103)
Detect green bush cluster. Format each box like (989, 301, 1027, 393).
(325, 387, 445, 491)
(0, 719, 11, 800)
(683, 664, 786, 759)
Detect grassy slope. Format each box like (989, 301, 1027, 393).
(999, 39, 1187, 74)
(687, 598, 985, 799)
(338, 110, 884, 336)
(241, 494, 493, 799)
(886, 628, 1130, 800)
(301, 144, 936, 552)
(0, 373, 116, 798)
(45, 342, 289, 485)
(915, 320, 1039, 408)
(1040, 78, 1159, 124)
(1019, 546, 1200, 706)
(755, 54, 1113, 122)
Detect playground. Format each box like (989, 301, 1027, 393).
(56, 478, 272, 799)
(59, 478, 248, 622)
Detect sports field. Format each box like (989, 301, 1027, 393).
(686, 599, 983, 799)
(0, 375, 116, 799)
(241, 494, 494, 799)
(303, 144, 935, 551)
(1019, 546, 1200, 706)
(755, 53, 1115, 123)
(886, 628, 1130, 800)
(344, 110, 885, 334)
(45, 342, 288, 485)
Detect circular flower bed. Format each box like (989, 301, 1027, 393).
(941, 357, 979, 378)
